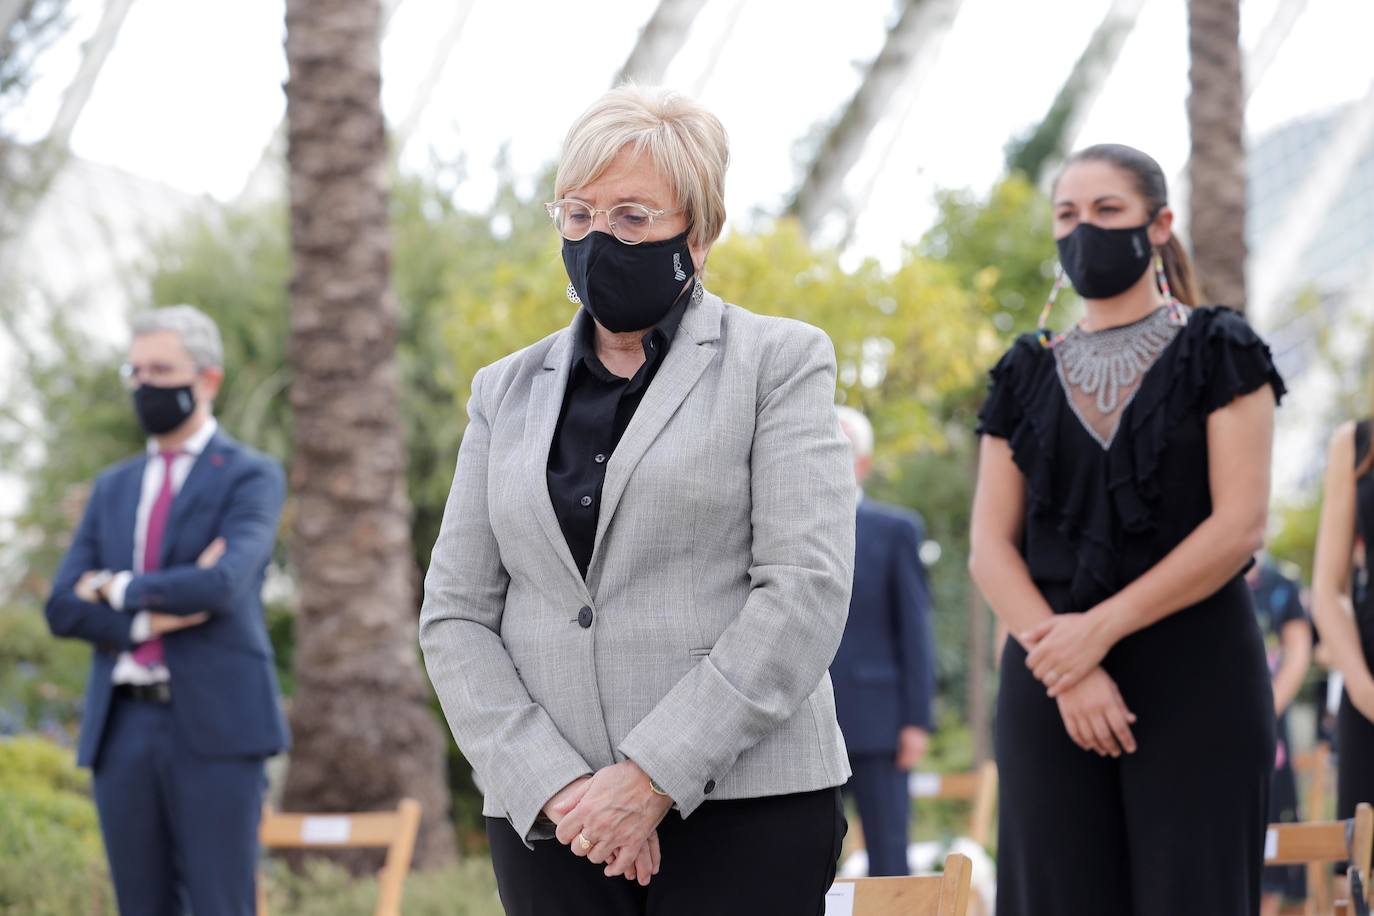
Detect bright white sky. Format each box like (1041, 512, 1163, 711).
(11, 0, 1374, 267)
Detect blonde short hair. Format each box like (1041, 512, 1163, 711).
(555, 85, 729, 251)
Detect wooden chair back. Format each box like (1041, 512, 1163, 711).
(1266, 802, 1373, 916)
(1292, 744, 1335, 914)
(256, 798, 422, 916)
(830, 853, 973, 916)
(909, 761, 999, 848)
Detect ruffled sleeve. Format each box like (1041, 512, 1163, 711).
(976, 334, 1042, 440)
(1195, 307, 1287, 413)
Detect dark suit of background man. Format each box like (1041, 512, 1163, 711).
(45, 305, 289, 916)
(831, 406, 937, 877)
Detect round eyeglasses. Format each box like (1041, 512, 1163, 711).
(544, 198, 683, 245)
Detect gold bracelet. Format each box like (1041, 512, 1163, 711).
(649, 778, 671, 798)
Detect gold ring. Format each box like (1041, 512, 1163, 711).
(577, 832, 593, 852)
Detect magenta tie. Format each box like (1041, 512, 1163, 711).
(130, 450, 178, 667)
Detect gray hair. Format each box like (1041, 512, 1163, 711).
(131, 305, 224, 370)
(835, 405, 874, 458)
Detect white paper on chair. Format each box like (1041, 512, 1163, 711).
(824, 882, 855, 916)
(300, 816, 352, 844)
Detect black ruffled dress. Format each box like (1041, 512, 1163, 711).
(977, 306, 1286, 916)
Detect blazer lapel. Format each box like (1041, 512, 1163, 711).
(159, 433, 229, 567)
(589, 291, 723, 568)
(525, 321, 593, 597)
(116, 457, 147, 571)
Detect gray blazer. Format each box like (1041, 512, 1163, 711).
(419, 289, 855, 844)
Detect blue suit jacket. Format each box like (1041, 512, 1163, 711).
(45, 429, 291, 767)
(830, 499, 936, 755)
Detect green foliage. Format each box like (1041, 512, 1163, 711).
(0, 308, 142, 583)
(0, 604, 87, 739)
(262, 856, 503, 916)
(919, 174, 1061, 342)
(0, 736, 115, 916)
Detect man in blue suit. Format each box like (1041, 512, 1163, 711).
(45, 305, 289, 915)
(831, 406, 937, 877)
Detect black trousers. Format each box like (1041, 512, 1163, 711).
(487, 787, 846, 916)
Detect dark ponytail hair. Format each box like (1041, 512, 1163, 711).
(1057, 143, 1202, 306)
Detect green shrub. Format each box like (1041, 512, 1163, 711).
(262, 856, 503, 916)
(0, 737, 115, 916)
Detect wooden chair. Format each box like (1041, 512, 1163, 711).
(830, 853, 973, 916)
(1266, 802, 1373, 916)
(256, 798, 422, 916)
(1287, 743, 1336, 915)
(908, 761, 999, 848)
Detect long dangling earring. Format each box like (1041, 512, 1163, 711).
(566, 282, 582, 305)
(1037, 266, 1067, 348)
(1154, 252, 1188, 326)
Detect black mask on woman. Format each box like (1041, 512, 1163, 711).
(562, 229, 696, 333)
(132, 383, 197, 435)
(1056, 220, 1154, 299)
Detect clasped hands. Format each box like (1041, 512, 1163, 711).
(543, 760, 673, 886)
(1022, 609, 1139, 758)
(74, 537, 226, 636)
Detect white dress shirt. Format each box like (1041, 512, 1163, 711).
(108, 417, 218, 685)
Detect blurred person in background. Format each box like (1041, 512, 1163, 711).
(44, 305, 288, 916)
(1311, 413, 1374, 881)
(419, 85, 854, 915)
(1246, 553, 1312, 914)
(970, 143, 1285, 915)
(831, 405, 936, 877)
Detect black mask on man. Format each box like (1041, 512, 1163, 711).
(562, 229, 695, 333)
(133, 383, 197, 436)
(1056, 220, 1154, 299)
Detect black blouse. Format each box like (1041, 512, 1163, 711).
(976, 306, 1287, 615)
(546, 300, 687, 578)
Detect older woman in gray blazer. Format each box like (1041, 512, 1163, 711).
(420, 85, 855, 915)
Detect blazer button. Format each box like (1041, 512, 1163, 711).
(578, 606, 593, 628)
(703, 779, 716, 795)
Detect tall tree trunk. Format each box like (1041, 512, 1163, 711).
(786, 0, 960, 241)
(281, 0, 456, 870)
(614, 0, 710, 87)
(1186, 0, 1247, 310)
(1005, 0, 1146, 186)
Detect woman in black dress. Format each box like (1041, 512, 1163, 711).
(970, 143, 1285, 915)
(1311, 415, 1374, 877)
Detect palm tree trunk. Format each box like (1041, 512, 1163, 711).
(1186, 0, 1247, 310)
(281, 0, 456, 870)
(614, 0, 710, 86)
(786, 0, 960, 241)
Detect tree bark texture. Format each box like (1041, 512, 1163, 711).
(1186, 0, 1247, 311)
(281, 0, 456, 870)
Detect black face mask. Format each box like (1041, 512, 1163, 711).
(1056, 220, 1154, 299)
(562, 229, 695, 333)
(132, 383, 197, 435)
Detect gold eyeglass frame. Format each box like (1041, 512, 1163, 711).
(544, 198, 684, 245)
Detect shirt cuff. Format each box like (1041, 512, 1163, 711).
(106, 571, 134, 611)
(130, 612, 152, 643)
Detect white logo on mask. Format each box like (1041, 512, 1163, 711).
(673, 253, 687, 282)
